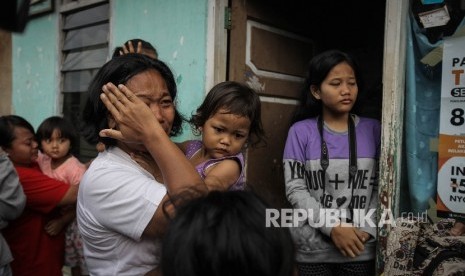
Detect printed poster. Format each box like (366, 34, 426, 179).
(437, 36, 465, 219)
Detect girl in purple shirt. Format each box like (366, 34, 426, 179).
(283, 50, 381, 276)
(178, 81, 265, 191)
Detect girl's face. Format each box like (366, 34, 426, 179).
(41, 128, 71, 161)
(200, 108, 251, 159)
(5, 126, 39, 167)
(311, 61, 358, 117)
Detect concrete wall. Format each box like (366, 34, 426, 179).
(112, 0, 208, 141)
(11, 0, 208, 142)
(12, 13, 59, 128)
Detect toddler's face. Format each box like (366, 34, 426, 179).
(201, 108, 251, 159)
(41, 128, 71, 160)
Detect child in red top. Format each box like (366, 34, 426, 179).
(0, 115, 78, 276)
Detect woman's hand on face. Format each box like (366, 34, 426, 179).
(100, 82, 158, 144)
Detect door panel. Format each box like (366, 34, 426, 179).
(229, 0, 314, 208)
(246, 100, 298, 208)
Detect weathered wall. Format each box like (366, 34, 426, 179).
(11, 0, 208, 143)
(12, 14, 59, 128)
(112, 0, 208, 141)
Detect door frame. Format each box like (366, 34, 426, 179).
(206, 0, 229, 92)
(207, 0, 409, 273)
(376, 0, 408, 273)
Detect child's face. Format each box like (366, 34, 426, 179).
(5, 126, 38, 167)
(200, 108, 251, 159)
(41, 128, 71, 160)
(312, 61, 358, 116)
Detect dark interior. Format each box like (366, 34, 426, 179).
(256, 0, 387, 120)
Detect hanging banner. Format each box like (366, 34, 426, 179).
(437, 36, 465, 219)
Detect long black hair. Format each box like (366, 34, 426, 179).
(291, 49, 364, 125)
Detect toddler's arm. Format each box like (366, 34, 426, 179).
(44, 206, 76, 236)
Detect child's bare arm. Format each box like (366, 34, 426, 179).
(203, 159, 241, 191)
(44, 206, 76, 236)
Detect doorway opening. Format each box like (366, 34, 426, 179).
(228, 0, 387, 208)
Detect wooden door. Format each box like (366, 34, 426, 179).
(228, 0, 314, 208)
(227, 0, 388, 273)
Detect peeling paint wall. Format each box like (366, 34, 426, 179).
(11, 0, 208, 140)
(112, 0, 208, 142)
(12, 14, 59, 129)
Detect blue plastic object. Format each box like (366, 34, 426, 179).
(421, 0, 444, 4)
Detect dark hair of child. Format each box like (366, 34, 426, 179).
(161, 190, 296, 276)
(36, 116, 80, 156)
(189, 81, 266, 148)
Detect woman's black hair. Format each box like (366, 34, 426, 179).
(0, 115, 35, 149)
(80, 54, 184, 146)
(291, 49, 364, 125)
(36, 116, 79, 156)
(189, 81, 266, 148)
(112, 38, 158, 59)
(161, 190, 295, 276)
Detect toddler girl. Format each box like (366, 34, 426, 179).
(178, 81, 265, 191)
(36, 116, 87, 276)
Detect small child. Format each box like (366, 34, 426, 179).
(36, 116, 87, 276)
(177, 81, 265, 191)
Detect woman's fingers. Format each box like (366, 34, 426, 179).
(122, 41, 134, 55)
(136, 41, 143, 54)
(120, 41, 142, 55)
(100, 92, 120, 120)
(102, 82, 137, 103)
(116, 84, 137, 102)
(127, 40, 135, 53)
(99, 128, 124, 140)
(99, 81, 157, 144)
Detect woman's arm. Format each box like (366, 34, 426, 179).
(99, 83, 208, 237)
(100, 83, 206, 194)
